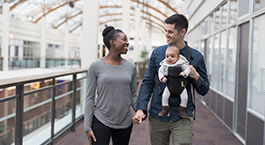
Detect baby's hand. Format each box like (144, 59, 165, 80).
(162, 77, 167, 83)
(179, 72, 186, 77)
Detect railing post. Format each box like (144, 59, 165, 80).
(71, 74, 77, 132)
(15, 84, 24, 145)
(50, 78, 56, 144)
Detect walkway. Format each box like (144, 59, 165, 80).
(54, 97, 242, 145)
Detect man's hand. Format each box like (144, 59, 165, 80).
(189, 65, 200, 84)
(86, 130, 96, 145)
(132, 109, 146, 125)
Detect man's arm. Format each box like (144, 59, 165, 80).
(189, 56, 209, 96)
(133, 50, 157, 124)
(136, 51, 157, 111)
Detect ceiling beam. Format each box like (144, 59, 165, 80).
(141, 16, 164, 30)
(157, 0, 178, 14)
(70, 23, 82, 33)
(54, 11, 83, 29)
(57, 5, 165, 30)
(10, 0, 26, 11)
(34, 0, 79, 23)
(146, 22, 164, 34)
(131, 0, 167, 18)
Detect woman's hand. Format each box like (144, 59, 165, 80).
(132, 109, 146, 125)
(86, 130, 96, 145)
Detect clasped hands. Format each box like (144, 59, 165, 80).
(132, 109, 146, 125)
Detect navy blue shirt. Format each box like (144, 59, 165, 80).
(136, 42, 209, 122)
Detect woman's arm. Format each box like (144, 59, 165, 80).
(131, 65, 138, 111)
(84, 62, 97, 132)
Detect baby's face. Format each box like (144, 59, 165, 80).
(165, 48, 179, 64)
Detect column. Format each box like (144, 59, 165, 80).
(40, 17, 46, 68)
(81, 0, 99, 68)
(64, 26, 69, 67)
(134, 6, 141, 62)
(80, 0, 99, 114)
(122, 0, 130, 35)
(122, 0, 130, 59)
(2, 3, 10, 71)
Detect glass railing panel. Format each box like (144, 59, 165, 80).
(22, 88, 52, 145)
(75, 78, 86, 119)
(54, 83, 73, 135)
(0, 99, 16, 145)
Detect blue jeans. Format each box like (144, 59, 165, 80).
(91, 116, 133, 145)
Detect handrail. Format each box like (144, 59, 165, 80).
(0, 68, 88, 88)
(0, 68, 88, 145)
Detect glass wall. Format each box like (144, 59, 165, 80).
(227, 27, 237, 98)
(220, 30, 227, 93)
(212, 33, 220, 90)
(249, 14, 265, 116)
(254, 0, 265, 12)
(186, 0, 238, 99)
(230, 0, 238, 24)
(186, 0, 265, 117)
(8, 39, 40, 70)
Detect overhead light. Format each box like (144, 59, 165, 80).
(69, 1, 74, 8)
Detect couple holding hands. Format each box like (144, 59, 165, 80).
(84, 14, 209, 145)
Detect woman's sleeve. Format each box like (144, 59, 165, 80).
(84, 62, 97, 132)
(131, 65, 138, 111)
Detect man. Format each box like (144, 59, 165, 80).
(132, 14, 209, 145)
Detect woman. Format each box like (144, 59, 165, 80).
(84, 26, 137, 145)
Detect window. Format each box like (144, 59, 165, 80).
(227, 26, 237, 98)
(238, 0, 249, 17)
(254, 0, 265, 12)
(215, 8, 220, 31)
(220, 30, 227, 93)
(200, 40, 204, 55)
(249, 14, 265, 116)
(212, 33, 220, 89)
(207, 36, 213, 82)
(0, 37, 2, 56)
(230, 0, 238, 24)
(221, 3, 228, 28)
(209, 14, 214, 34)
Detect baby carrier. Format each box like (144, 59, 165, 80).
(154, 46, 197, 120)
(155, 46, 193, 96)
(166, 66, 188, 96)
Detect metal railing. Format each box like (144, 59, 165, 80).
(0, 68, 88, 145)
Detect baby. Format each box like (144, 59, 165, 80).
(158, 45, 190, 118)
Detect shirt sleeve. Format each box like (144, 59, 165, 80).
(84, 62, 97, 132)
(136, 50, 157, 111)
(131, 65, 138, 111)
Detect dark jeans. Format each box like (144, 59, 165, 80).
(92, 116, 133, 145)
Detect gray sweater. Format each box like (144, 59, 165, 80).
(84, 58, 137, 132)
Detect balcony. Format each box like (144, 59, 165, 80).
(0, 68, 87, 145)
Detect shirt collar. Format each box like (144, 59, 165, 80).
(179, 41, 188, 56)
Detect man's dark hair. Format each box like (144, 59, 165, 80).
(165, 14, 188, 34)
